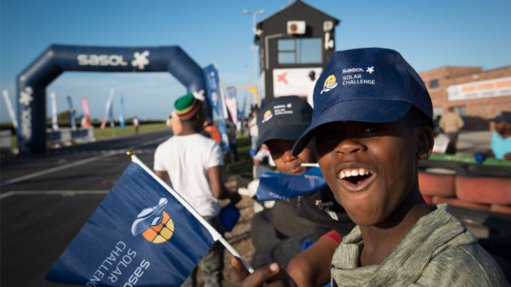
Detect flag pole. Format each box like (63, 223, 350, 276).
(125, 150, 254, 273)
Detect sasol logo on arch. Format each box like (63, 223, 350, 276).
(77, 54, 128, 67)
(77, 50, 150, 70)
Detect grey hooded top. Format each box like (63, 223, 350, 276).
(331, 204, 509, 286)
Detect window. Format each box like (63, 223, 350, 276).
(429, 79, 439, 89)
(277, 38, 322, 64)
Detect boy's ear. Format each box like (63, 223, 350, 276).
(417, 126, 434, 160)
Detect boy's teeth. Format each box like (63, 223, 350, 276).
(339, 168, 371, 179)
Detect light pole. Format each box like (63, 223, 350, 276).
(242, 9, 265, 104)
(242, 9, 265, 35)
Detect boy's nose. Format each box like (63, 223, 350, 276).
(335, 139, 365, 155)
(282, 152, 296, 162)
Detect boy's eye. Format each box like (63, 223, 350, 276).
(269, 147, 283, 158)
(317, 132, 341, 141)
(362, 126, 380, 133)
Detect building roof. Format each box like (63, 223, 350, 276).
(254, 0, 340, 42)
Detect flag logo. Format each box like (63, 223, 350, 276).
(131, 198, 175, 244)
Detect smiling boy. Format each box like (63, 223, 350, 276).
(234, 48, 508, 286)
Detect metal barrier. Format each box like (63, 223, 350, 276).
(47, 127, 95, 148)
(0, 130, 13, 152)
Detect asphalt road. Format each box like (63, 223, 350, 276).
(0, 130, 170, 287)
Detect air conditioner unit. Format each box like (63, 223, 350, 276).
(323, 21, 334, 32)
(287, 21, 306, 35)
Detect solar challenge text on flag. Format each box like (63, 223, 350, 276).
(46, 155, 249, 286)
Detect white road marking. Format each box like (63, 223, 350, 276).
(0, 135, 168, 188)
(1, 150, 121, 187)
(0, 190, 108, 199)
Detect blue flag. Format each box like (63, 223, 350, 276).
(46, 159, 219, 286)
(203, 64, 230, 152)
(119, 95, 125, 129)
(256, 167, 327, 201)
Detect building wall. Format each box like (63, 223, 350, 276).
(420, 66, 511, 122)
(256, 1, 338, 104)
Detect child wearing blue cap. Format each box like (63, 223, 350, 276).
(248, 96, 354, 279)
(233, 48, 508, 286)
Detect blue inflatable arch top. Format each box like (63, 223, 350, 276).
(17, 44, 209, 153)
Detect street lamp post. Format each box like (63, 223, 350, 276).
(242, 9, 265, 105)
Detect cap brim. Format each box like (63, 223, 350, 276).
(292, 99, 412, 155)
(257, 124, 309, 151)
(491, 116, 511, 122)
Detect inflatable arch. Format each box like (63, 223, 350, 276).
(17, 44, 209, 153)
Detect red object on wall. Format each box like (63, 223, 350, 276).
(456, 176, 511, 205)
(432, 196, 491, 212)
(490, 204, 511, 216)
(422, 194, 433, 205)
(418, 170, 456, 197)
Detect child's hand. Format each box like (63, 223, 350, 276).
(231, 257, 297, 286)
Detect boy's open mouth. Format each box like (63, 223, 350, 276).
(338, 168, 374, 187)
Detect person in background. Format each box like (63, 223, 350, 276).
(203, 119, 222, 145)
(248, 106, 260, 153)
(133, 116, 140, 135)
(154, 93, 240, 287)
(233, 48, 508, 286)
(439, 106, 464, 154)
(488, 111, 511, 161)
(226, 120, 239, 163)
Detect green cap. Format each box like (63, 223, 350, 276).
(174, 93, 201, 120)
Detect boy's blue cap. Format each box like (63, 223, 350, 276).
(256, 95, 312, 150)
(292, 47, 433, 155)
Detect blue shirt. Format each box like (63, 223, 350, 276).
(490, 132, 511, 160)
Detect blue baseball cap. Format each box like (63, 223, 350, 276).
(292, 48, 433, 155)
(257, 95, 312, 150)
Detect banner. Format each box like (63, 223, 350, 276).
(203, 65, 229, 152)
(50, 92, 59, 131)
(2, 89, 18, 129)
(119, 95, 125, 129)
(447, 76, 511, 101)
(256, 167, 327, 201)
(46, 158, 219, 286)
(67, 95, 77, 131)
(81, 97, 91, 128)
(100, 89, 115, 130)
(224, 87, 238, 125)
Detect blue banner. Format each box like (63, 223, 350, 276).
(46, 161, 216, 286)
(119, 95, 125, 129)
(108, 97, 115, 128)
(203, 64, 229, 152)
(66, 95, 77, 130)
(256, 167, 327, 201)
